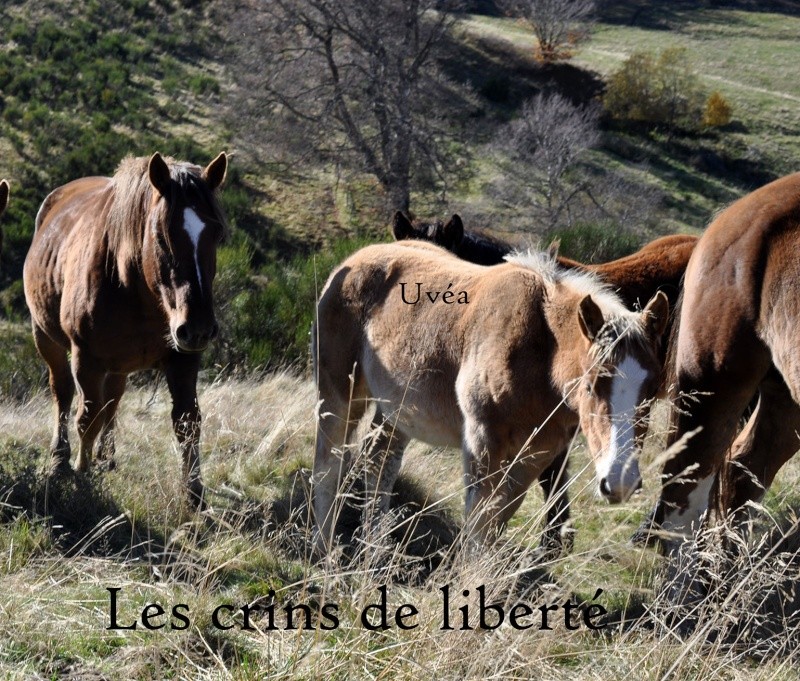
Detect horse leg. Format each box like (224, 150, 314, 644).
(70, 351, 108, 473)
(537, 445, 573, 555)
(163, 352, 203, 508)
(726, 367, 800, 504)
(95, 373, 127, 470)
(32, 325, 73, 472)
(361, 407, 410, 529)
(656, 344, 769, 608)
(461, 418, 513, 543)
(312, 369, 368, 555)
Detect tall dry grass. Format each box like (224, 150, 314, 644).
(1, 374, 800, 679)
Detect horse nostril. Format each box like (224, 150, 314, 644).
(175, 323, 190, 344)
(599, 477, 612, 497)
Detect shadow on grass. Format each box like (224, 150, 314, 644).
(0, 441, 166, 560)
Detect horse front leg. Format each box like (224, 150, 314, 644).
(32, 324, 74, 473)
(461, 420, 511, 544)
(163, 352, 203, 508)
(71, 350, 108, 473)
(95, 372, 127, 470)
(537, 445, 573, 556)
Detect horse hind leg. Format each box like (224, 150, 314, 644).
(361, 407, 410, 531)
(312, 370, 369, 556)
(95, 373, 127, 470)
(32, 325, 74, 472)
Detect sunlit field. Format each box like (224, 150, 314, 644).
(2, 374, 800, 679)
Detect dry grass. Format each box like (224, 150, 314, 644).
(2, 374, 800, 679)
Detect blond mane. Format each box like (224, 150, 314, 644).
(505, 249, 629, 316)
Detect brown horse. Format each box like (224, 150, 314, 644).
(650, 171, 800, 603)
(393, 210, 697, 553)
(0, 179, 8, 253)
(23, 153, 228, 505)
(312, 240, 669, 554)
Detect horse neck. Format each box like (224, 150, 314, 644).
(455, 232, 510, 265)
(543, 287, 596, 400)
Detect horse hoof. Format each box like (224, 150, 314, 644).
(47, 456, 72, 478)
(96, 458, 117, 472)
(187, 485, 206, 511)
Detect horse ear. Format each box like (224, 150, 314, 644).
(642, 290, 670, 339)
(546, 238, 561, 259)
(578, 295, 605, 342)
(0, 180, 8, 214)
(203, 152, 228, 191)
(148, 153, 172, 196)
(392, 211, 414, 240)
(442, 214, 464, 248)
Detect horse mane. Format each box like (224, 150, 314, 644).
(107, 155, 228, 270)
(507, 248, 650, 361)
(506, 249, 627, 314)
(455, 228, 512, 265)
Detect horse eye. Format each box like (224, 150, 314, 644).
(585, 381, 593, 395)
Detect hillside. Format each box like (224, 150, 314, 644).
(2, 1, 799, 373)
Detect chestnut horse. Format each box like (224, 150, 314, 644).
(393, 210, 696, 552)
(648, 172, 800, 602)
(0, 179, 8, 253)
(23, 153, 227, 506)
(312, 240, 668, 555)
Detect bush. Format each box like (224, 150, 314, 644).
(548, 222, 640, 264)
(703, 90, 733, 128)
(213, 237, 377, 371)
(604, 47, 705, 131)
(0, 322, 47, 402)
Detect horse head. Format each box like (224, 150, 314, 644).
(392, 211, 464, 251)
(143, 152, 228, 353)
(573, 291, 670, 503)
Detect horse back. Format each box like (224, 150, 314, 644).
(316, 243, 555, 422)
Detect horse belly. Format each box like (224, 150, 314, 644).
(362, 358, 463, 447)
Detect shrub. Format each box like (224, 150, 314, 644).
(0, 322, 47, 402)
(548, 222, 640, 263)
(213, 237, 377, 371)
(703, 90, 733, 127)
(604, 47, 705, 131)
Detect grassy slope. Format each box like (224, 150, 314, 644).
(459, 6, 800, 233)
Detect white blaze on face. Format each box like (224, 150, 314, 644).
(660, 473, 714, 539)
(596, 354, 647, 501)
(183, 207, 206, 294)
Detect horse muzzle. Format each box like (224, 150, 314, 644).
(172, 320, 219, 352)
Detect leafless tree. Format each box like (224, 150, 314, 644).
(221, 0, 465, 213)
(503, 0, 595, 63)
(495, 91, 600, 228)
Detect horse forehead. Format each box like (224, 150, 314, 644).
(610, 354, 650, 400)
(182, 207, 206, 243)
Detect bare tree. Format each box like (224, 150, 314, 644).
(222, 0, 464, 213)
(495, 92, 600, 228)
(503, 0, 595, 63)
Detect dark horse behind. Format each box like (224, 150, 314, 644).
(23, 152, 228, 506)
